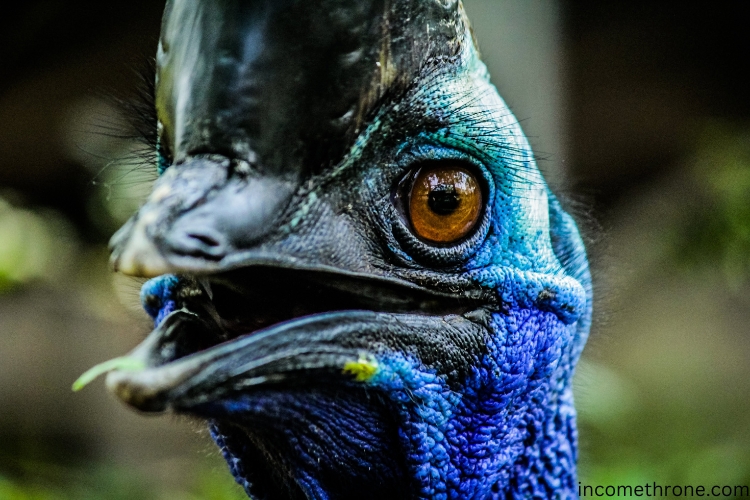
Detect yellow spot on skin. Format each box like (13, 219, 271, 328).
(343, 356, 379, 383)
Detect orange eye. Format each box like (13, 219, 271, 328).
(408, 165, 483, 244)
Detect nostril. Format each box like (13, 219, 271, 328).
(188, 233, 221, 248)
(165, 227, 228, 260)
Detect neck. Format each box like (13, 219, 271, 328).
(207, 306, 581, 500)
(368, 305, 581, 499)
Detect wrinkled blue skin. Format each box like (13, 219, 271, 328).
(140, 41, 592, 500)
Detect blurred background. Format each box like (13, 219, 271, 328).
(1, 1, 748, 498)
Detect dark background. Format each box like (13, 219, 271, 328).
(1, 1, 748, 497)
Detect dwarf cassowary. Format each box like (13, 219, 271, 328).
(96, 0, 592, 498)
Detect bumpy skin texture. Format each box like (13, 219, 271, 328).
(110, 1, 592, 499)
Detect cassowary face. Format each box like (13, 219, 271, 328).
(102, 1, 592, 498)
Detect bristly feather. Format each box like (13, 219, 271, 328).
(86, 59, 159, 183)
(117, 58, 158, 152)
(78, 58, 164, 213)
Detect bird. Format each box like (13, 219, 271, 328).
(97, 0, 592, 498)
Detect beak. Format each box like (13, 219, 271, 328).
(110, 156, 297, 277)
(106, 308, 487, 414)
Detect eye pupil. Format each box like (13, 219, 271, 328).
(428, 185, 460, 215)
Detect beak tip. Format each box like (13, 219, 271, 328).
(112, 225, 173, 278)
(106, 370, 169, 413)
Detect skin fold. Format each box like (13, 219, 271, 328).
(104, 1, 592, 498)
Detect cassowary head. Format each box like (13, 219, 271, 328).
(100, 0, 592, 498)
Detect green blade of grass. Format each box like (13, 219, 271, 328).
(72, 357, 146, 392)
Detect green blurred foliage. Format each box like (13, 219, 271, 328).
(0, 199, 78, 292)
(676, 124, 750, 288)
(575, 360, 750, 495)
(573, 123, 750, 497)
(0, 461, 246, 500)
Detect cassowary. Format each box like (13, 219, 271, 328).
(88, 0, 592, 498)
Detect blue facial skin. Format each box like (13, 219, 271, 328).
(140, 36, 591, 500)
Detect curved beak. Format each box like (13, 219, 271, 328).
(106, 307, 487, 414)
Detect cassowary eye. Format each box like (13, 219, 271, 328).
(408, 165, 483, 244)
